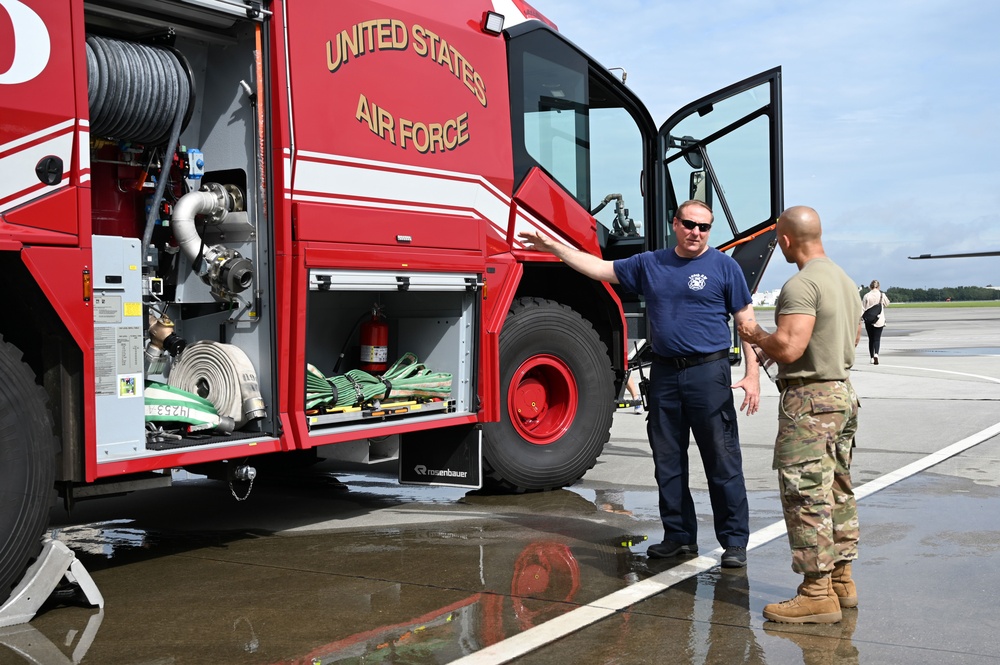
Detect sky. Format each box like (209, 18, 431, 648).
(534, 0, 1000, 291)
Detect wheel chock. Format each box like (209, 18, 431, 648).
(0, 539, 104, 627)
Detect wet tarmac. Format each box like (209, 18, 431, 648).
(3, 307, 999, 664)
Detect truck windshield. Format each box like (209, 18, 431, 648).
(509, 27, 646, 243)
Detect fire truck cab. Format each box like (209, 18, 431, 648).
(0, 0, 783, 605)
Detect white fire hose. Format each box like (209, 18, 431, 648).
(168, 341, 265, 429)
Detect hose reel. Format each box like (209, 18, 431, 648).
(86, 33, 197, 266)
(86, 34, 195, 145)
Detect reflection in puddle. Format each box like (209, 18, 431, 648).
(298, 540, 600, 663)
(0, 609, 105, 664)
(36, 517, 654, 663)
(303, 595, 482, 663)
(34, 467, 663, 663)
(764, 610, 859, 664)
(49, 520, 253, 559)
(50, 520, 145, 557)
(331, 472, 470, 505)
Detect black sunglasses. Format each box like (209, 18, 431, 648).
(678, 218, 712, 233)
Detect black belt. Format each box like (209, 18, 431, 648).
(775, 377, 839, 391)
(651, 349, 728, 369)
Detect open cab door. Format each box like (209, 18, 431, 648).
(656, 68, 784, 293)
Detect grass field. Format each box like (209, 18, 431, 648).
(881, 301, 1000, 308)
(756, 300, 1000, 311)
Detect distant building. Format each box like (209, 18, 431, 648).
(753, 289, 781, 307)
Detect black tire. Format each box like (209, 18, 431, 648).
(0, 335, 58, 605)
(482, 298, 615, 491)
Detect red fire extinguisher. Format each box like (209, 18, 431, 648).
(359, 305, 388, 373)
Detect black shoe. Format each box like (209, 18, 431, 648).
(721, 546, 747, 568)
(647, 540, 698, 558)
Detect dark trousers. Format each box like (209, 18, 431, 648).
(865, 323, 883, 358)
(647, 357, 749, 548)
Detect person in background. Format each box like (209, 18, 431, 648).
(861, 280, 889, 365)
(738, 205, 862, 624)
(518, 199, 760, 569)
(623, 340, 647, 414)
(624, 372, 643, 414)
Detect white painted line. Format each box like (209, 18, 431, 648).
(872, 363, 1000, 384)
(451, 418, 1000, 665)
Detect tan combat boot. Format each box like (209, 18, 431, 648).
(831, 561, 858, 608)
(763, 575, 843, 624)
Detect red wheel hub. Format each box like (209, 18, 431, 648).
(507, 354, 578, 445)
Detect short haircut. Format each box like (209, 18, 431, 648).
(676, 199, 714, 223)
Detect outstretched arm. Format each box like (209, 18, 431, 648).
(731, 304, 760, 415)
(517, 230, 619, 284)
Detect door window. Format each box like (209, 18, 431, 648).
(509, 27, 651, 248)
(658, 68, 783, 290)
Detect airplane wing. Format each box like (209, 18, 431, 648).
(908, 251, 1000, 259)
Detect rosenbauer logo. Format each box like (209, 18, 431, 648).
(0, 0, 51, 85)
(414, 464, 468, 479)
(326, 18, 486, 155)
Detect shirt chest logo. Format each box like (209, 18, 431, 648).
(688, 274, 708, 291)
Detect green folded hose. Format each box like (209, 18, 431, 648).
(306, 353, 452, 410)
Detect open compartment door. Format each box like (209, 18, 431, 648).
(656, 67, 784, 293)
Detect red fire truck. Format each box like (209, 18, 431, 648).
(0, 0, 783, 604)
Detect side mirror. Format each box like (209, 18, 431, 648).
(689, 170, 713, 208)
(680, 135, 704, 169)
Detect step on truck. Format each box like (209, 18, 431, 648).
(0, 0, 784, 604)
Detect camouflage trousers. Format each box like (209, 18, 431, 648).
(774, 379, 860, 576)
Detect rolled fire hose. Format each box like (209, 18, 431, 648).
(168, 340, 266, 428)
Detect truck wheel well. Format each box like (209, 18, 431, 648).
(515, 262, 625, 375)
(0, 252, 82, 482)
(0, 333, 59, 605)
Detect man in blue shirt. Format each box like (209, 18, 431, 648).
(519, 200, 760, 568)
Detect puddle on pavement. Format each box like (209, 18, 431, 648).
(911, 346, 1000, 356)
(32, 512, 653, 664)
(18, 472, 1000, 664)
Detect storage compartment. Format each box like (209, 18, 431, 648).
(83, 2, 278, 460)
(305, 270, 479, 434)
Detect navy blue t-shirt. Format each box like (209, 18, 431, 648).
(613, 247, 751, 357)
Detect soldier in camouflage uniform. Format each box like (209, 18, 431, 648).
(739, 205, 863, 624)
